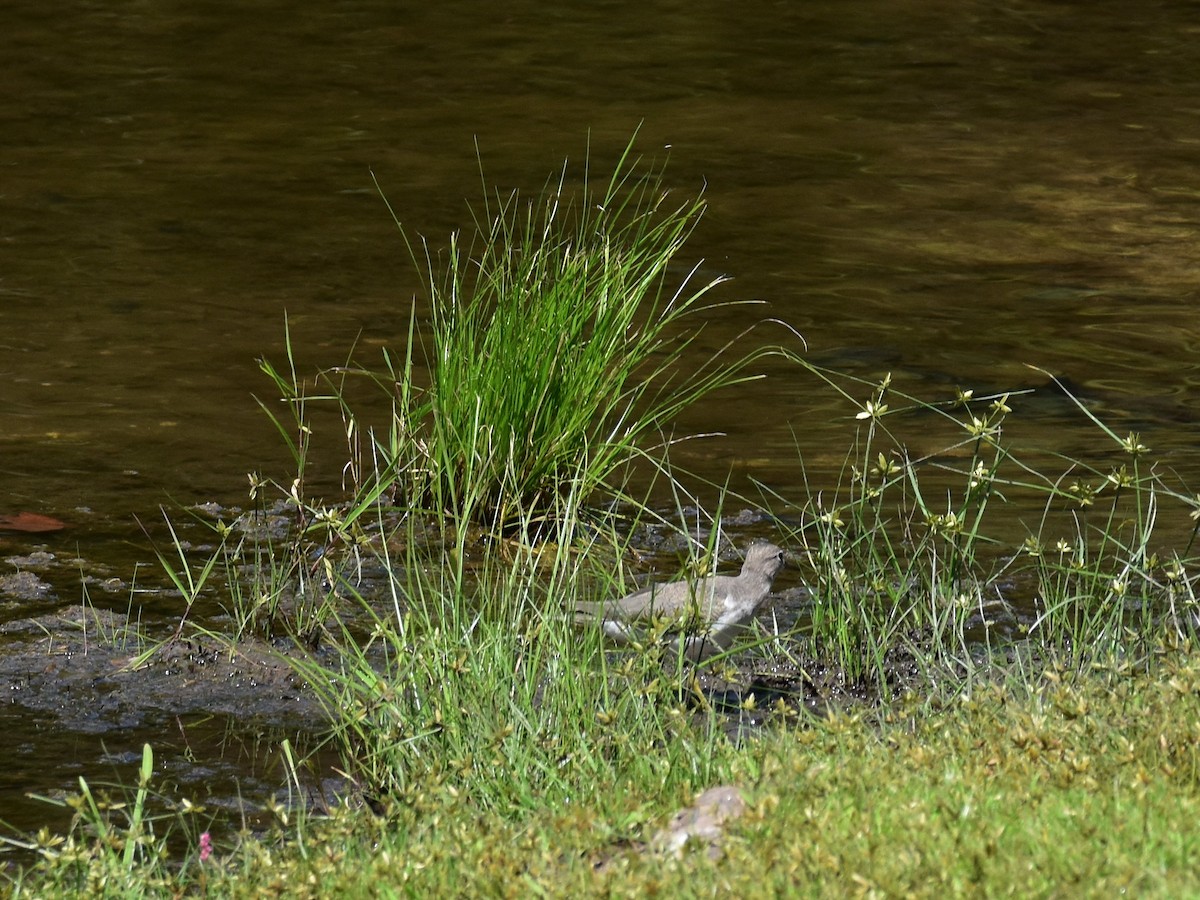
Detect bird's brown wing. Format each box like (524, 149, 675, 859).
(578, 578, 728, 622)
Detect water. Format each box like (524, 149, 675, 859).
(4, 0, 1200, 842)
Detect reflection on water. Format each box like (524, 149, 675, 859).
(3, 0, 1200, 839)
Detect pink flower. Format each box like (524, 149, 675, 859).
(199, 831, 213, 863)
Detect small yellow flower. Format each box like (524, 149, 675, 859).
(1119, 432, 1149, 457)
(872, 452, 902, 478)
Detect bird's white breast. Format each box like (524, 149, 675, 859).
(711, 592, 747, 630)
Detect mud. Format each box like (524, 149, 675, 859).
(0, 606, 324, 733)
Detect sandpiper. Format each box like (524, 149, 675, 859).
(575, 541, 785, 660)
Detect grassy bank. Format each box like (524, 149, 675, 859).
(7, 643, 1199, 896)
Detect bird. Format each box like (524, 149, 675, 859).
(575, 541, 786, 660)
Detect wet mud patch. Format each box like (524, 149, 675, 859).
(0, 569, 56, 602)
(2, 543, 140, 607)
(0, 606, 342, 849)
(690, 641, 932, 734)
(1, 549, 66, 603)
(0, 606, 326, 732)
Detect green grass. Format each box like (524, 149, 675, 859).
(299, 133, 782, 534)
(8, 642, 1200, 897)
(757, 360, 1200, 687)
(387, 135, 776, 530)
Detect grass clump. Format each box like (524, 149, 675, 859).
(368, 134, 776, 530)
(226, 134, 785, 639)
(286, 513, 728, 815)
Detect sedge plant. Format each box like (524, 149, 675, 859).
(767, 357, 1200, 686)
(370, 133, 782, 531)
(1018, 371, 1200, 661)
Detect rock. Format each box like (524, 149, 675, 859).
(652, 784, 747, 860)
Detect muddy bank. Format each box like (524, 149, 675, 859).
(0, 606, 324, 733)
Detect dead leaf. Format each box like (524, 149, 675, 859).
(0, 512, 67, 533)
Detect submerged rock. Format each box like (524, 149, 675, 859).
(0, 569, 56, 602)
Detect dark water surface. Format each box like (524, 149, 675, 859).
(4, 0, 1200, 840)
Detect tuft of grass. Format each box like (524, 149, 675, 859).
(284, 480, 733, 814)
(0, 744, 214, 898)
(368, 133, 782, 530)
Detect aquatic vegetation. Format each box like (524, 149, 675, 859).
(350, 134, 779, 531)
(225, 353, 1200, 825)
(762, 360, 1200, 686)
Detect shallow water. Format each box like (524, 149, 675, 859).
(3, 0, 1200, 843)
